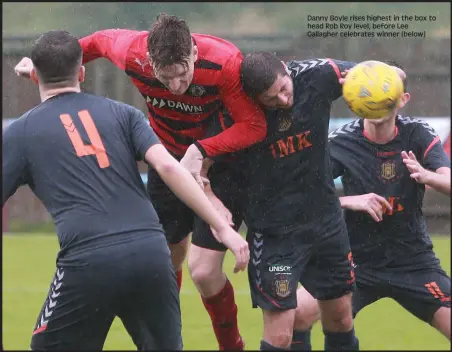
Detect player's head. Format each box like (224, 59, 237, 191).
(147, 13, 198, 95)
(367, 61, 410, 126)
(30, 30, 85, 88)
(240, 52, 293, 110)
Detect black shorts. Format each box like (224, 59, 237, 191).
(31, 234, 182, 351)
(147, 166, 194, 244)
(191, 162, 244, 251)
(352, 257, 451, 323)
(247, 222, 355, 311)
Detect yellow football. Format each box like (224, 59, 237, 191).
(342, 62, 404, 119)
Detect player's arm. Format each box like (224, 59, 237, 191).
(127, 108, 249, 272)
(79, 29, 138, 68)
(402, 124, 451, 196)
(195, 54, 267, 157)
(2, 119, 29, 206)
(181, 54, 266, 186)
(302, 59, 356, 101)
(339, 193, 392, 222)
(328, 133, 392, 222)
(14, 29, 136, 78)
(199, 159, 235, 228)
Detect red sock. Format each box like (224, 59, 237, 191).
(176, 270, 182, 292)
(202, 279, 244, 350)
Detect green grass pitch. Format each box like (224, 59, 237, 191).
(2, 234, 450, 350)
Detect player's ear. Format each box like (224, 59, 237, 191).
(398, 92, 410, 109)
(30, 68, 39, 85)
(78, 66, 85, 83)
(146, 51, 155, 69)
(192, 44, 198, 62)
(282, 61, 290, 75)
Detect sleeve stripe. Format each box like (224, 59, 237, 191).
(327, 58, 341, 80)
(423, 135, 441, 160)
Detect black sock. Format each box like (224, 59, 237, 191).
(260, 340, 290, 351)
(291, 329, 312, 351)
(324, 328, 359, 351)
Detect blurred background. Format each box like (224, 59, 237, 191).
(2, 3, 451, 350)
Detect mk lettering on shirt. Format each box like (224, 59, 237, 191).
(269, 131, 313, 158)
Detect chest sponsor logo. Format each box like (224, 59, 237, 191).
(146, 96, 203, 113)
(269, 130, 313, 159)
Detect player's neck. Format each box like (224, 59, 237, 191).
(363, 118, 397, 144)
(40, 86, 81, 102)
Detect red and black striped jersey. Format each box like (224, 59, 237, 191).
(79, 29, 266, 157)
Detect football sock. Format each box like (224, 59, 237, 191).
(202, 279, 243, 350)
(291, 329, 312, 350)
(260, 340, 290, 350)
(324, 328, 359, 351)
(176, 270, 183, 292)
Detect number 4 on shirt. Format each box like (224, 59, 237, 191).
(59, 110, 110, 168)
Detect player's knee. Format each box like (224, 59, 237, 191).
(294, 287, 320, 330)
(431, 306, 451, 339)
(265, 323, 293, 348)
(189, 262, 220, 285)
(187, 250, 222, 286)
(269, 330, 293, 348)
(319, 293, 354, 331)
(263, 309, 295, 348)
(294, 303, 320, 330)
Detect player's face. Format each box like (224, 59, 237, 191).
(150, 45, 198, 95)
(367, 92, 411, 126)
(257, 73, 294, 110)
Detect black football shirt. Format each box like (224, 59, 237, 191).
(3, 92, 163, 261)
(238, 58, 356, 237)
(329, 116, 450, 266)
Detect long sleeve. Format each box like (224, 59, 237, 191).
(195, 53, 267, 157)
(79, 29, 139, 70)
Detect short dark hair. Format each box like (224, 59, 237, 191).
(147, 13, 193, 72)
(31, 30, 82, 86)
(384, 60, 408, 92)
(240, 52, 288, 98)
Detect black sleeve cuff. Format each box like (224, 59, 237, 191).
(194, 141, 208, 158)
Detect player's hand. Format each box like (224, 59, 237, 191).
(402, 150, 428, 184)
(14, 57, 33, 78)
(338, 70, 350, 85)
(215, 227, 249, 273)
(341, 193, 392, 222)
(180, 144, 205, 189)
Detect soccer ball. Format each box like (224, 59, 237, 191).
(342, 62, 404, 120)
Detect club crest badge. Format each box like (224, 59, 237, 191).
(189, 85, 206, 97)
(275, 278, 291, 298)
(277, 111, 292, 132)
(381, 160, 396, 180)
